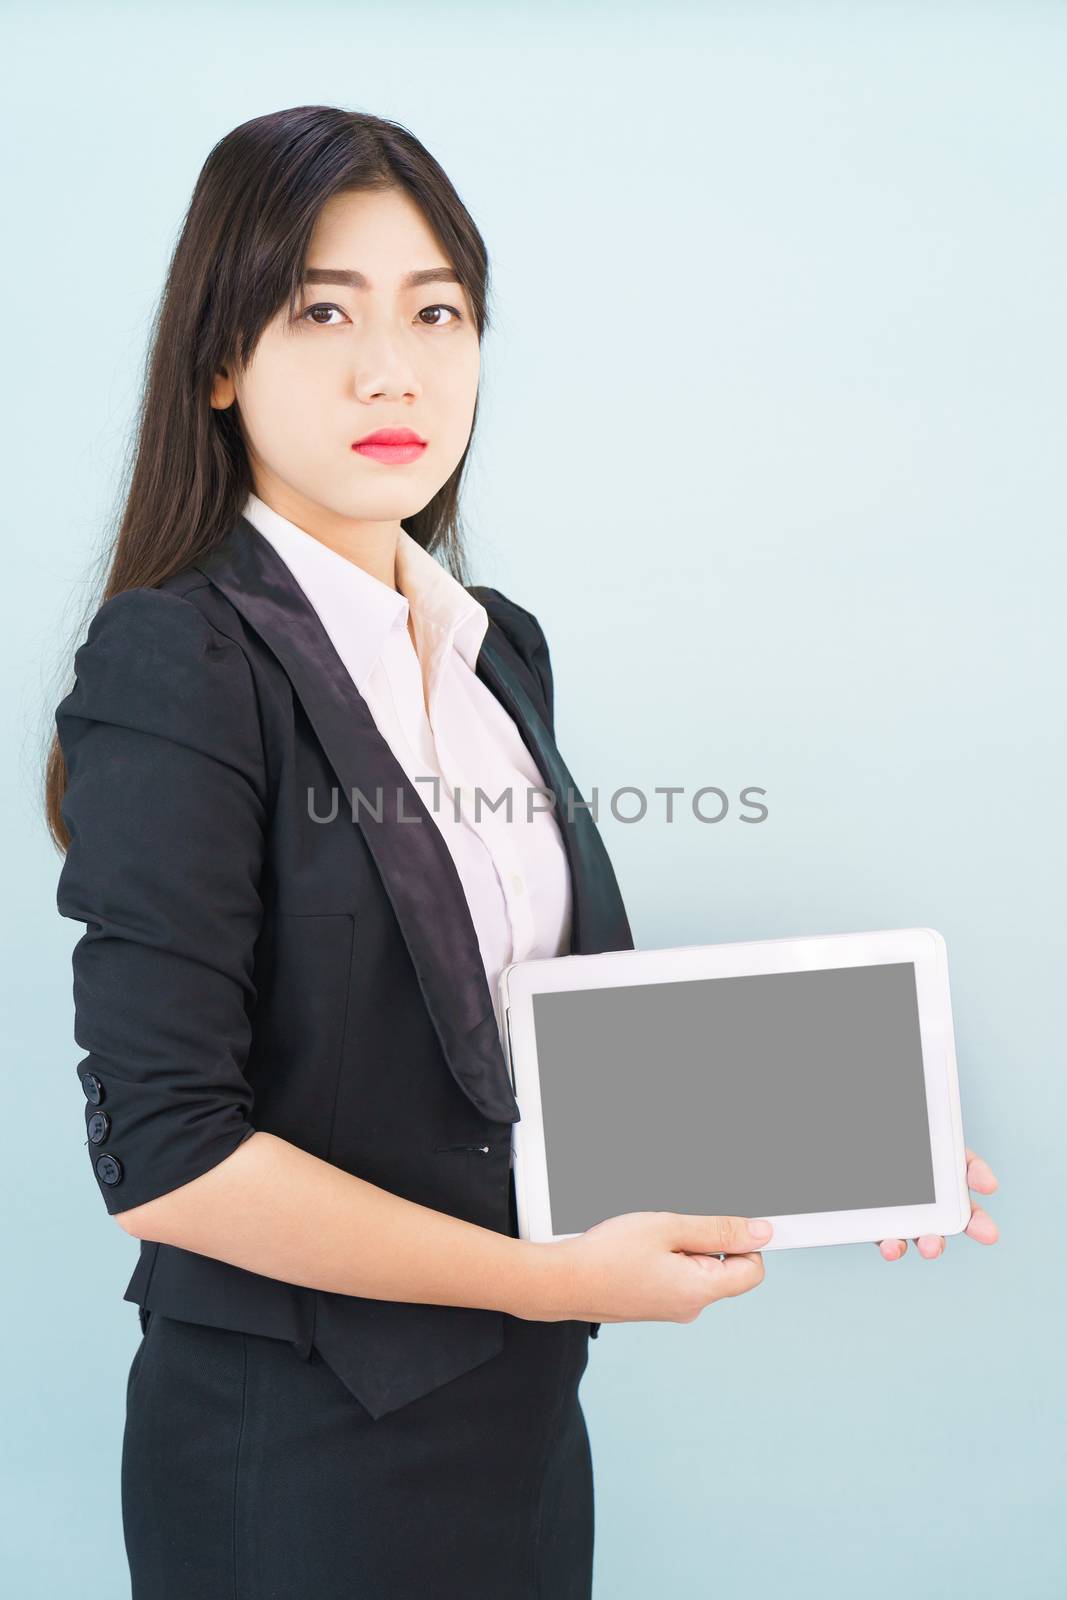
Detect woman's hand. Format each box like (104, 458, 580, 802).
(554, 1210, 771, 1326)
(876, 1145, 999, 1261)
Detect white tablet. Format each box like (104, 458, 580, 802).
(498, 927, 971, 1250)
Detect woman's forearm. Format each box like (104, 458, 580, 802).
(115, 1130, 577, 1323)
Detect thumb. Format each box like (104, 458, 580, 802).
(668, 1213, 773, 1255)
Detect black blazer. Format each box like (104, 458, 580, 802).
(55, 512, 633, 1420)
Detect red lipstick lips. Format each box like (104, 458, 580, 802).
(352, 427, 427, 465)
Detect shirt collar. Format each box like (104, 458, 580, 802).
(241, 491, 488, 695)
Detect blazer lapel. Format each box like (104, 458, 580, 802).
(472, 624, 634, 959)
(194, 513, 631, 1127)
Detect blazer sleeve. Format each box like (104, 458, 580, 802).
(54, 586, 266, 1217)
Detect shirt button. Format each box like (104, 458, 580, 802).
(83, 1073, 104, 1104)
(96, 1154, 123, 1186)
(510, 872, 524, 895)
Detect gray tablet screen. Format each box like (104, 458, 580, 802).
(529, 960, 936, 1233)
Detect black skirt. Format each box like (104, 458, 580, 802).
(121, 1302, 594, 1598)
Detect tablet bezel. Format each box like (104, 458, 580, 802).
(498, 927, 971, 1249)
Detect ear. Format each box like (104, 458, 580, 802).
(210, 366, 236, 410)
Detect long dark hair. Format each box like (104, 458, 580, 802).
(44, 104, 493, 850)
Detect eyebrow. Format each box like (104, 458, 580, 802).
(302, 267, 462, 290)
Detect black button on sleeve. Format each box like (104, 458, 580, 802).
(86, 1110, 110, 1144)
(95, 1154, 123, 1185)
(83, 1073, 104, 1104)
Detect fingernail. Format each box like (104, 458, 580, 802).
(748, 1219, 773, 1241)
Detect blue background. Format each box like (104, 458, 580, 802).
(6, 3, 1063, 1595)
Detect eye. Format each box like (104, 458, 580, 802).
(300, 302, 347, 326)
(417, 304, 464, 327)
(296, 301, 465, 329)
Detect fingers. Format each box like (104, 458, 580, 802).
(687, 1250, 766, 1299)
(671, 1214, 774, 1256)
(965, 1149, 999, 1193)
(875, 1147, 1000, 1260)
(878, 1209, 999, 1260)
(965, 1202, 999, 1244)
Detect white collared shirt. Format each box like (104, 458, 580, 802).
(242, 493, 572, 1032)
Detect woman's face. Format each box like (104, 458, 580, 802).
(214, 185, 480, 537)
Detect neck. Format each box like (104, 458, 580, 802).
(249, 480, 402, 592)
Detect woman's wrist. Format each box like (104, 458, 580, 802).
(497, 1236, 583, 1323)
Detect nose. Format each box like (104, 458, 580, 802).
(351, 318, 421, 404)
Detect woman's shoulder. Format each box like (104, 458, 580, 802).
(74, 560, 265, 677)
(57, 579, 264, 778)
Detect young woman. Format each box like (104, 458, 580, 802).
(45, 106, 999, 1598)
